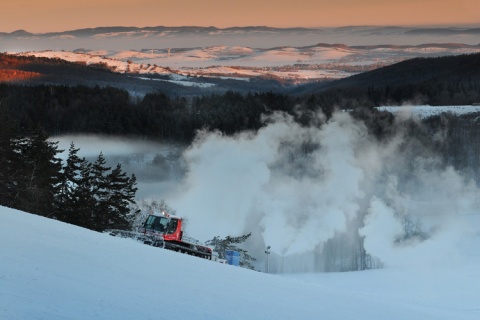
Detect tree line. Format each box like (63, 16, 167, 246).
(0, 84, 299, 141)
(0, 103, 137, 231)
(2, 77, 479, 147)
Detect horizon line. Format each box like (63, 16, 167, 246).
(3, 23, 480, 35)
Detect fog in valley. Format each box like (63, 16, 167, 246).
(54, 109, 480, 272)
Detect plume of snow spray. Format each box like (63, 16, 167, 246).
(169, 110, 480, 271)
(170, 112, 367, 254)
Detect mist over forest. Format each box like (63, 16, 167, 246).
(53, 106, 480, 272)
(2, 52, 480, 272)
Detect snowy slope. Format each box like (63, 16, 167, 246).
(1, 206, 479, 320)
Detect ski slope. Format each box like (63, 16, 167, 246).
(1, 206, 479, 320)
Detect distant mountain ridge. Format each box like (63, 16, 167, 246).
(2, 25, 480, 38)
(3, 25, 480, 51)
(0, 26, 310, 38)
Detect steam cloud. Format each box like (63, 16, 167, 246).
(167, 111, 480, 269)
(170, 113, 364, 253)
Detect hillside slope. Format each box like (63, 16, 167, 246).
(295, 52, 480, 94)
(1, 207, 479, 319)
(335, 52, 480, 88)
(291, 53, 480, 106)
(0, 53, 208, 96)
(0, 53, 286, 96)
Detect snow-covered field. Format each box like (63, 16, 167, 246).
(1, 206, 479, 320)
(12, 43, 480, 84)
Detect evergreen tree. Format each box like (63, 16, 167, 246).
(206, 233, 256, 269)
(55, 148, 138, 231)
(71, 159, 96, 228)
(13, 130, 63, 216)
(83, 153, 138, 232)
(56, 142, 94, 225)
(63, 143, 83, 187)
(0, 100, 20, 207)
(103, 164, 137, 230)
(90, 152, 111, 231)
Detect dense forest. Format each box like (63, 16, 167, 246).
(0, 84, 300, 140)
(1, 79, 480, 142)
(294, 53, 480, 107)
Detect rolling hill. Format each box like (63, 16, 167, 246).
(292, 52, 480, 106)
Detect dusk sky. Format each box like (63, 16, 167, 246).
(2, 0, 479, 33)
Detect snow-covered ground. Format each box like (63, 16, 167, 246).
(1, 206, 479, 319)
(11, 48, 358, 83)
(11, 43, 480, 84)
(377, 105, 480, 119)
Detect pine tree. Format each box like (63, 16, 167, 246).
(55, 148, 138, 232)
(14, 130, 63, 216)
(206, 233, 256, 270)
(86, 154, 138, 232)
(103, 163, 137, 230)
(56, 142, 94, 225)
(90, 152, 111, 231)
(0, 100, 20, 207)
(63, 143, 83, 187)
(73, 159, 95, 228)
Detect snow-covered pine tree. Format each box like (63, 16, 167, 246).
(206, 233, 256, 270)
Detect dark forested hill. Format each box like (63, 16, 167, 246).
(293, 53, 480, 106)
(335, 53, 480, 88)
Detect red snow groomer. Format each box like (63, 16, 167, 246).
(136, 211, 213, 260)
